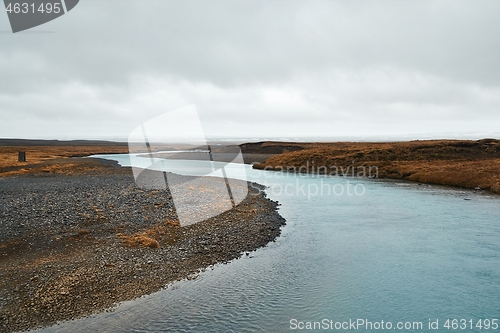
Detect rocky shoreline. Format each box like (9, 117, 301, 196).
(0, 162, 285, 333)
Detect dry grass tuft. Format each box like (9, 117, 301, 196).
(115, 221, 182, 249)
(165, 218, 181, 227)
(0, 240, 19, 249)
(116, 233, 160, 249)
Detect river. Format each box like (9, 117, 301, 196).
(36, 154, 500, 332)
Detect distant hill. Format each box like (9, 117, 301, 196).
(0, 139, 127, 146)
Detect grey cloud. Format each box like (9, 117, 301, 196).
(1, 0, 500, 139)
(3, 0, 500, 88)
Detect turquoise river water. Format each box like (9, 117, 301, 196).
(35, 154, 500, 332)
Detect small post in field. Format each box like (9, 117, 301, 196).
(18, 152, 26, 162)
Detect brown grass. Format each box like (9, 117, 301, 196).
(116, 233, 160, 249)
(0, 145, 128, 167)
(165, 218, 181, 227)
(115, 221, 183, 249)
(0, 145, 129, 177)
(0, 240, 19, 249)
(255, 139, 500, 194)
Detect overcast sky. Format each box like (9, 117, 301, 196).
(1, 0, 499, 141)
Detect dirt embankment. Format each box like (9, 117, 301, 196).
(252, 139, 500, 194)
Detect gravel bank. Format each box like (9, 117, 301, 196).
(0, 167, 285, 333)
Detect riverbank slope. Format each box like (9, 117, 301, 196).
(249, 139, 500, 194)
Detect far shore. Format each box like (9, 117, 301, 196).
(247, 139, 500, 194)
